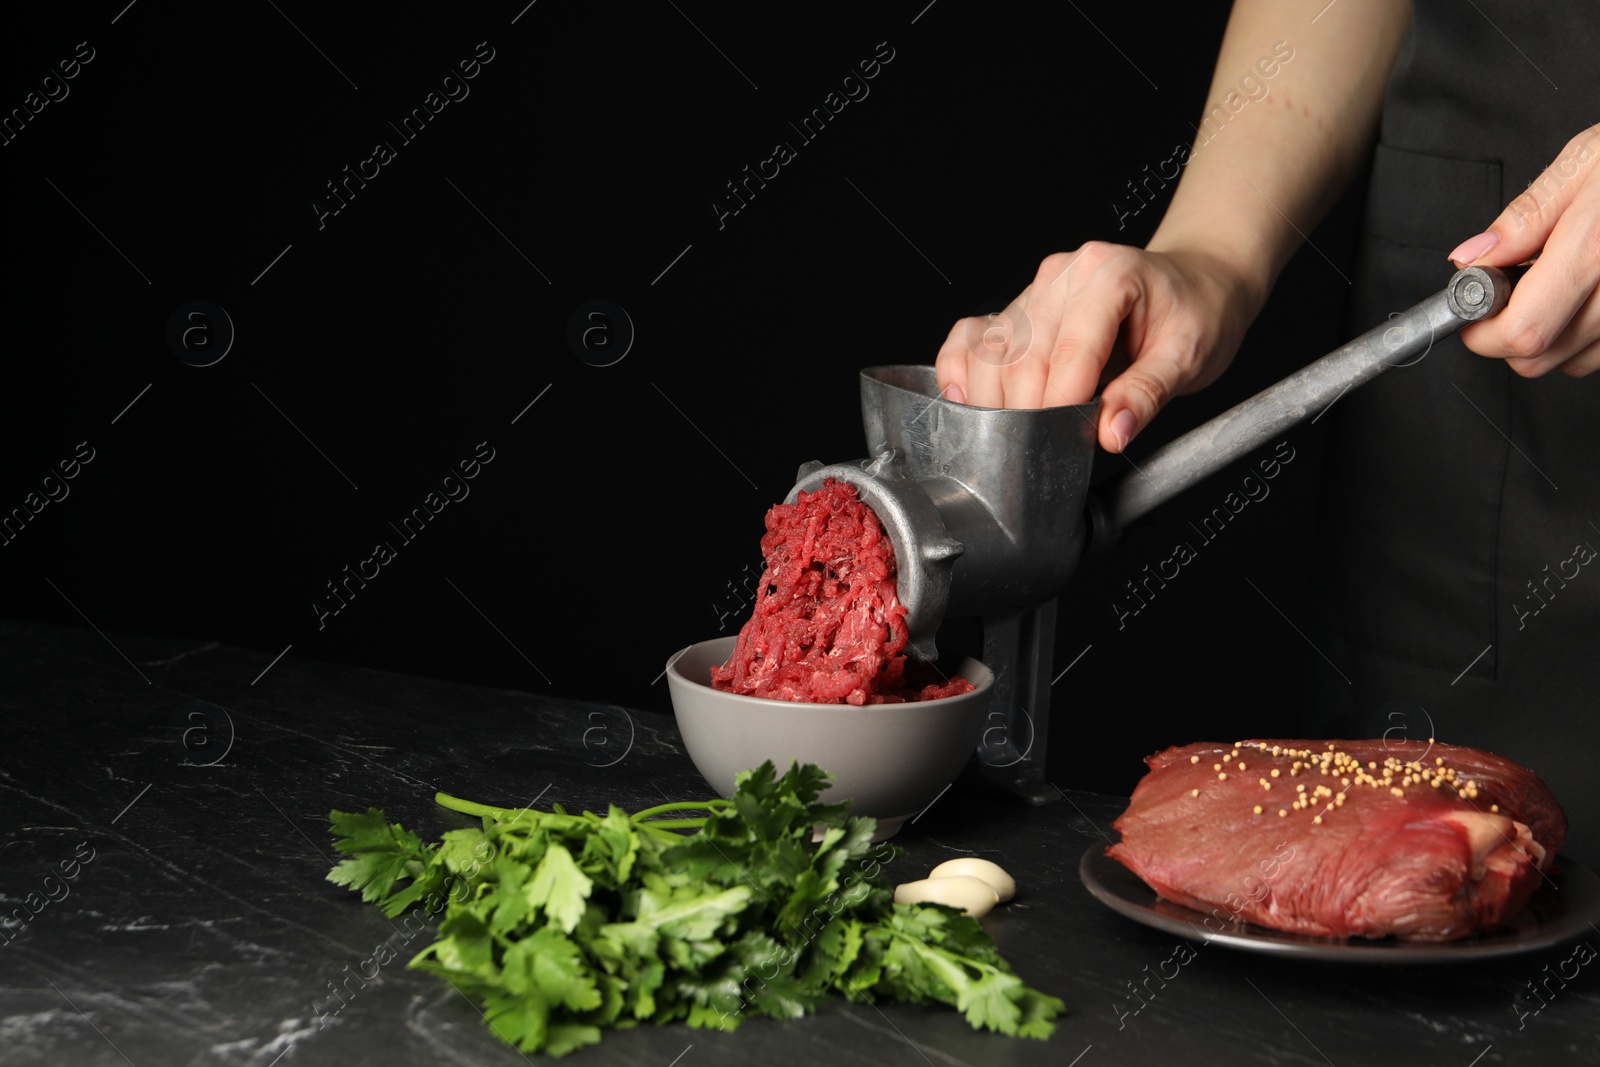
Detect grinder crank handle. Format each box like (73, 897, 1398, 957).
(1087, 264, 1522, 546)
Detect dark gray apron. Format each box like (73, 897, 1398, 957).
(1309, 0, 1600, 861)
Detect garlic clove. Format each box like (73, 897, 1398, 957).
(893, 875, 1000, 918)
(928, 857, 1016, 903)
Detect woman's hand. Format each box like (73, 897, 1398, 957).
(933, 243, 1258, 454)
(929, 0, 1408, 452)
(1452, 125, 1600, 376)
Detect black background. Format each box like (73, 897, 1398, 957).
(1, 1, 1364, 797)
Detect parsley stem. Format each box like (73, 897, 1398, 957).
(630, 799, 733, 822)
(638, 825, 685, 843)
(434, 791, 519, 820)
(632, 799, 733, 818)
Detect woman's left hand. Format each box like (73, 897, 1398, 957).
(1451, 124, 1600, 377)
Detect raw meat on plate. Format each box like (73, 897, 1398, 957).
(1108, 739, 1566, 942)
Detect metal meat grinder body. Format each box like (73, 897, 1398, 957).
(787, 266, 1516, 805)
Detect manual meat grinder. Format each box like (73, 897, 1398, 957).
(788, 265, 1516, 804)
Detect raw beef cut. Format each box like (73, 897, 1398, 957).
(1108, 739, 1566, 942)
(710, 477, 974, 705)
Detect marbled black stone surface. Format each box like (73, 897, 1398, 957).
(3, 619, 1596, 1066)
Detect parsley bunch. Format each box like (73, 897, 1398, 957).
(327, 761, 1063, 1056)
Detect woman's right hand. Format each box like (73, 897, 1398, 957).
(933, 242, 1259, 454)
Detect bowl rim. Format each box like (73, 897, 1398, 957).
(665, 635, 994, 710)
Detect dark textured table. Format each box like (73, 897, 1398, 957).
(3, 619, 1597, 1066)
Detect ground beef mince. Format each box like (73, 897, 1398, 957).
(710, 477, 975, 705)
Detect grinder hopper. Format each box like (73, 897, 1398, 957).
(788, 265, 1517, 804)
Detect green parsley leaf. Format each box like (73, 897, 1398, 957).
(325, 808, 433, 916)
(525, 841, 593, 934)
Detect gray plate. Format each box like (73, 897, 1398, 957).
(1079, 844, 1600, 962)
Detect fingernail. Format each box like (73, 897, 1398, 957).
(946, 383, 964, 405)
(1110, 409, 1138, 452)
(1447, 231, 1499, 264)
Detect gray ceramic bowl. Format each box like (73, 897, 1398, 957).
(666, 636, 994, 840)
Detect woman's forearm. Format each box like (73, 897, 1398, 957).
(1147, 0, 1411, 316)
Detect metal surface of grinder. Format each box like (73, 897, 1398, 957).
(788, 266, 1517, 805)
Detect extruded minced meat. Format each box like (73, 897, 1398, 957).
(710, 478, 974, 705)
(1109, 739, 1567, 942)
